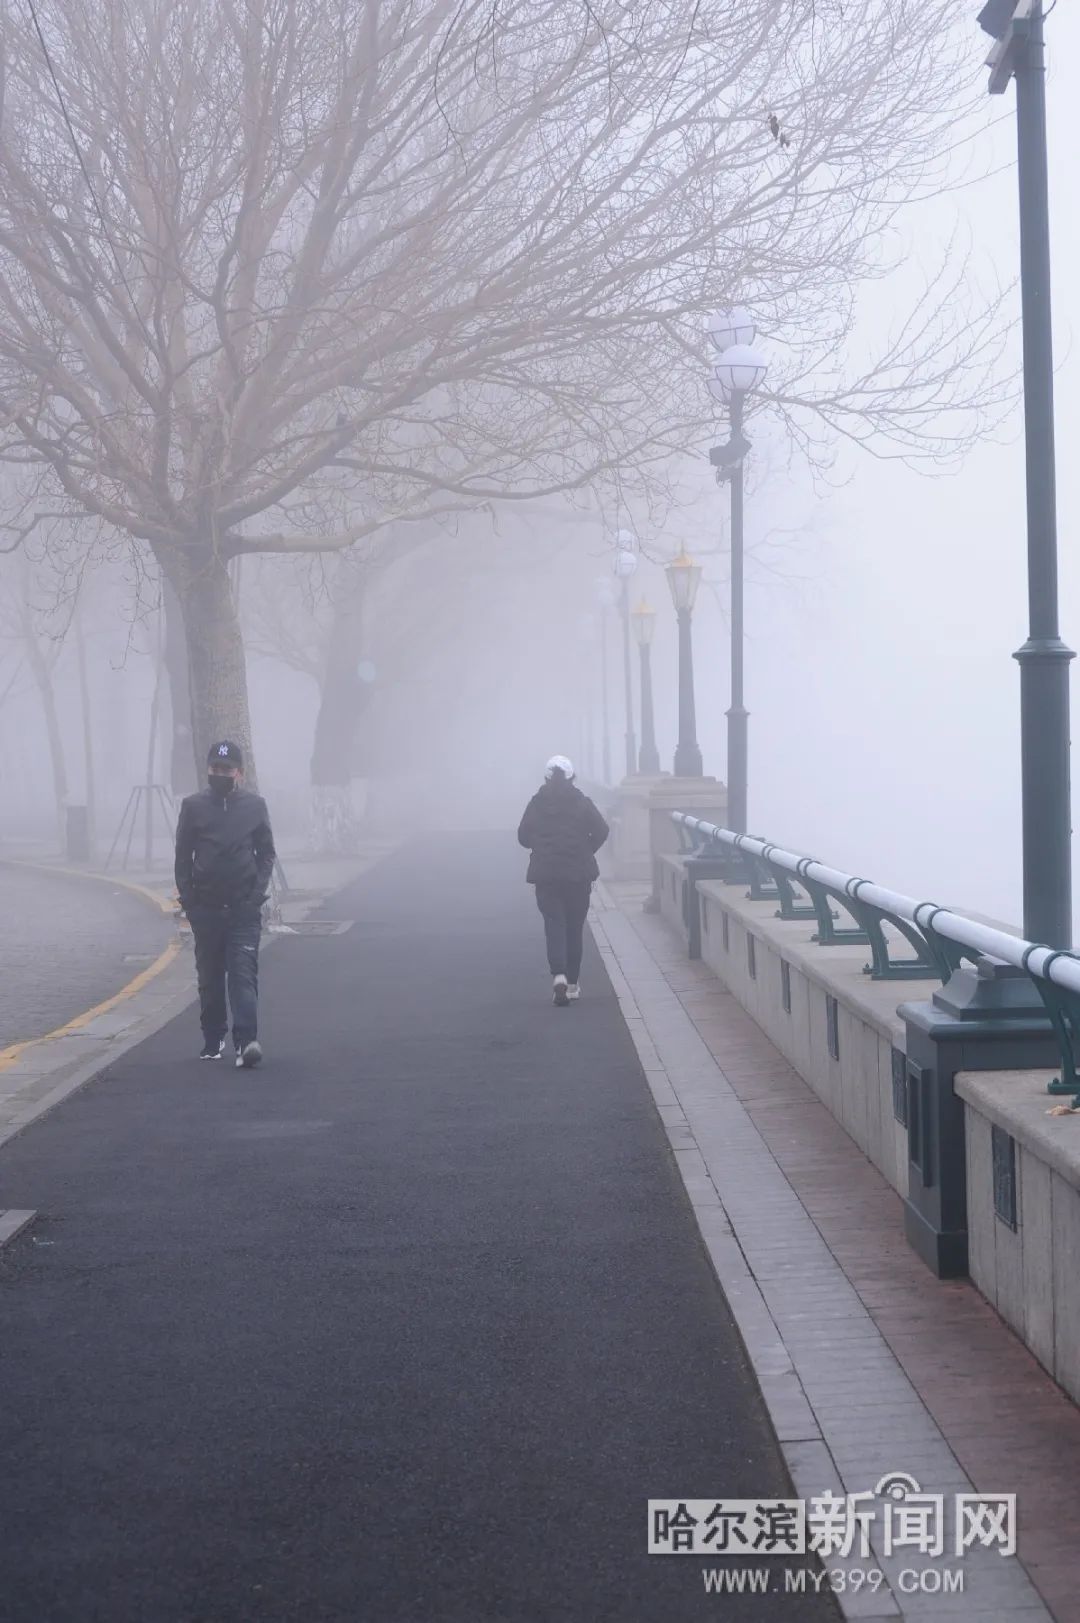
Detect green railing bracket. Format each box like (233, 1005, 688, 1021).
(799, 863, 868, 947)
(667, 811, 1080, 1106)
(740, 838, 780, 904)
(845, 882, 942, 982)
(1031, 950, 1080, 1095)
(761, 848, 817, 921)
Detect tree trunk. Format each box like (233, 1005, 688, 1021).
(163, 549, 256, 787)
(21, 613, 69, 846)
(144, 618, 165, 867)
(162, 575, 198, 798)
(74, 607, 97, 858)
(310, 581, 368, 853)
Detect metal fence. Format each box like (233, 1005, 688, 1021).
(670, 814, 1080, 1095)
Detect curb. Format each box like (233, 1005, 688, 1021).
(0, 854, 182, 1074)
(0, 1209, 36, 1248)
(0, 856, 175, 916)
(0, 845, 397, 1155)
(0, 939, 182, 1075)
(588, 902, 1053, 1623)
(0, 949, 198, 1155)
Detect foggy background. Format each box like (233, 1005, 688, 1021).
(0, 5, 1075, 934)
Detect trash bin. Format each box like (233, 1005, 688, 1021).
(66, 804, 91, 863)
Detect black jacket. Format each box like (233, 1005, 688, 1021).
(174, 786, 276, 910)
(517, 778, 609, 884)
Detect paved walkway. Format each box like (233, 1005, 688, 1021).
(594, 880, 1079, 1622)
(0, 864, 172, 1050)
(0, 835, 836, 1623)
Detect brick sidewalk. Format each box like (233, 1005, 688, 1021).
(595, 882, 1080, 1621)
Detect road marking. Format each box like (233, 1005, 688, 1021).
(0, 857, 175, 914)
(0, 1209, 36, 1247)
(0, 939, 182, 1074)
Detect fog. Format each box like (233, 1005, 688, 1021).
(0, 2, 1075, 940)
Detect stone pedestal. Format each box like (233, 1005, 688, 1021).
(605, 773, 670, 879)
(604, 774, 728, 883)
(645, 776, 728, 872)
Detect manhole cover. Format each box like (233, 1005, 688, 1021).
(271, 920, 354, 937)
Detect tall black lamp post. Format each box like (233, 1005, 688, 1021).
(978, 0, 1073, 949)
(631, 599, 661, 774)
(706, 310, 768, 836)
(891, 3, 1075, 1281)
(667, 551, 704, 778)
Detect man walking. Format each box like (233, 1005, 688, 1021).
(517, 755, 609, 1005)
(175, 740, 276, 1067)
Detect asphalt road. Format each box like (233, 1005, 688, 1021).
(0, 834, 838, 1622)
(0, 865, 173, 1049)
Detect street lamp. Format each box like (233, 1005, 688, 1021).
(666, 550, 703, 778)
(594, 575, 617, 784)
(577, 613, 598, 778)
(707, 312, 769, 836)
(706, 307, 755, 351)
(631, 599, 661, 774)
(977, 0, 1073, 949)
(613, 531, 638, 778)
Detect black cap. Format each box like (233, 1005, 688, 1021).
(208, 739, 243, 768)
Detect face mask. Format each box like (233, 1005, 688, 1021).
(208, 772, 236, 795)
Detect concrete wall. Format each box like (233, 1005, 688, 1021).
(657, 851, 928, 1196)
(656, 845, 1080, 1405)
(958, 1069, 1080, 1405)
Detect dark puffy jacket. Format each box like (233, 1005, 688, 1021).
(517, 777, 609, 884)
(174, 786, 276, 909)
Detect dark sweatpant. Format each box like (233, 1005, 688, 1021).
(189, 902, 261, 1049)
(534, 880, 592, 983)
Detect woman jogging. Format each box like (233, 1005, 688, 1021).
(517, 756, 609, 1005)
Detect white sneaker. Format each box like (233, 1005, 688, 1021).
(566, 983, 581, 1002)
(552, 975, 569, 1006)
(235, 1041, 263, 1069)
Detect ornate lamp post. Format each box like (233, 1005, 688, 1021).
(631, 599, 661, 774)
(666, 550, 703, 778)
(707, 311, 768, 835)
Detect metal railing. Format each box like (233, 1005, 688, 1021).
(669, 814, 1080, 1094)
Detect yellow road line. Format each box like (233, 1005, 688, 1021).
(0, 938, 183, 1074)
(0, 857, 175, 915)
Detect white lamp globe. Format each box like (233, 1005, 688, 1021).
(707, 307, 755, 353)
(614, 549, 638, 580)
(713, 343, 769, 397)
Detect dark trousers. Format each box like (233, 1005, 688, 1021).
(189, 903, 261, 1049)
(534, 880, 592, 982)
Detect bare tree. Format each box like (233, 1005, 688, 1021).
(247, 494, 613, 845)
(0, 552, 69, 840)
(244, 549, 372, 849)
(0, 0, 1004, 772)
